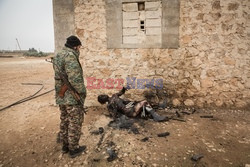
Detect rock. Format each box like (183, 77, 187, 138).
(235, 100, 247, 108)
(191, 154, 204, 161)
(223, 57, 236, 65)
(136, 156, 143, 161)
(192, 58, 202, 67)
(192, 79, 201, 90)
(215, 100, 223, 107)
(58, 154, 63, 160)
(184, 99, 194, 106)
(188, 47, 199, 56)
(123, 153, 128, 157)
(245, 79, 250, 89)
(173, 99, 181, 106)
(201, 78, 214, 88)
(182, 35, 192, 43)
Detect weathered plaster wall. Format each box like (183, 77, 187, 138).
(57, 0, 249, 109)
(53, 0, 76, 53)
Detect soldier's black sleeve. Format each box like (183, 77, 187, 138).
(115, 87, 127, 97)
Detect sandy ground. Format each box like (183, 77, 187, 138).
(0, 56, 250, 167)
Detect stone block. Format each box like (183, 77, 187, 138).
(145, 1, 161, 11)
(146, 35, 161, 44)
(146, 27, 161, 35)
(192, 57, 202, 67)
(123, 36, 138, 44)
(146, 18, 161, 27)
(182, 35, 192, 44)
(123, 12, 139, 20)
(223, 57, 236, 65)
(184, 99, 194, 106)
(173, 98, 181, 106)
(123, 3, 138, 12)
(146, 9, 162, 19)
(245, 79, 250, 89)
(123, 28, 138, 36)
(136, 14, 144, 22)
(192, 79, 201, 90)
(123, 20, 138, 28)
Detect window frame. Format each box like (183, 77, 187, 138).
(105, 0, 180, 49)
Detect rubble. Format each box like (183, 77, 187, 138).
(157, 132, 170, 137)
(191, 154, 204, 161)
(200, 115, 214, 118)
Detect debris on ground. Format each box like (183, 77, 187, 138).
(108, 115, 140, 134)
(181, 111, 191, 115)
(106, 147, 118, 162)
(175, 111, 181, 117)
(90, 127, 104, 135)
(171, 117, 186, 122)
(191, 154, 204, 161)
(200, 115, 214, 118)
(157, 132, 170, 137)
(141, 137, 149, 142)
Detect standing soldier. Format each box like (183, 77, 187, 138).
(53, 35, 87, 158)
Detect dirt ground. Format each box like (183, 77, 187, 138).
(0, 55, 249, 167)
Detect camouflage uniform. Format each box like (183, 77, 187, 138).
(53, 46, 86, 151)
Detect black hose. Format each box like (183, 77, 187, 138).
(0, 83, 54, 112)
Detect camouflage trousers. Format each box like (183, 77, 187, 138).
(59, 104, 84, 150)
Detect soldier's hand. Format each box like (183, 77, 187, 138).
(122, 86, 128, 92)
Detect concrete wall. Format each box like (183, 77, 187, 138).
(54, 0, 250, 109)
(53, 0, 76, 53)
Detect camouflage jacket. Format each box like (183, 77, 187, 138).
(53, 47, 86, 105)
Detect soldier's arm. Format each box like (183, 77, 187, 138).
(64, 53, 86, 95)
(115, 87, 127, 97)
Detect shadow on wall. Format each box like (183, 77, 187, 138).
(143, 83, 174, 108)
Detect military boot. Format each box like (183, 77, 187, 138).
(62, 145, 69, 153)
(69, 145, 86, 158)
(146, 107, 167, 122)
(62, 141, 69, 153)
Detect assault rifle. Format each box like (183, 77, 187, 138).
(46, 58, 86, 113)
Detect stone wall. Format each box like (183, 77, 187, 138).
(53, 0, 76, 53)
(71, 0, 249, 109)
